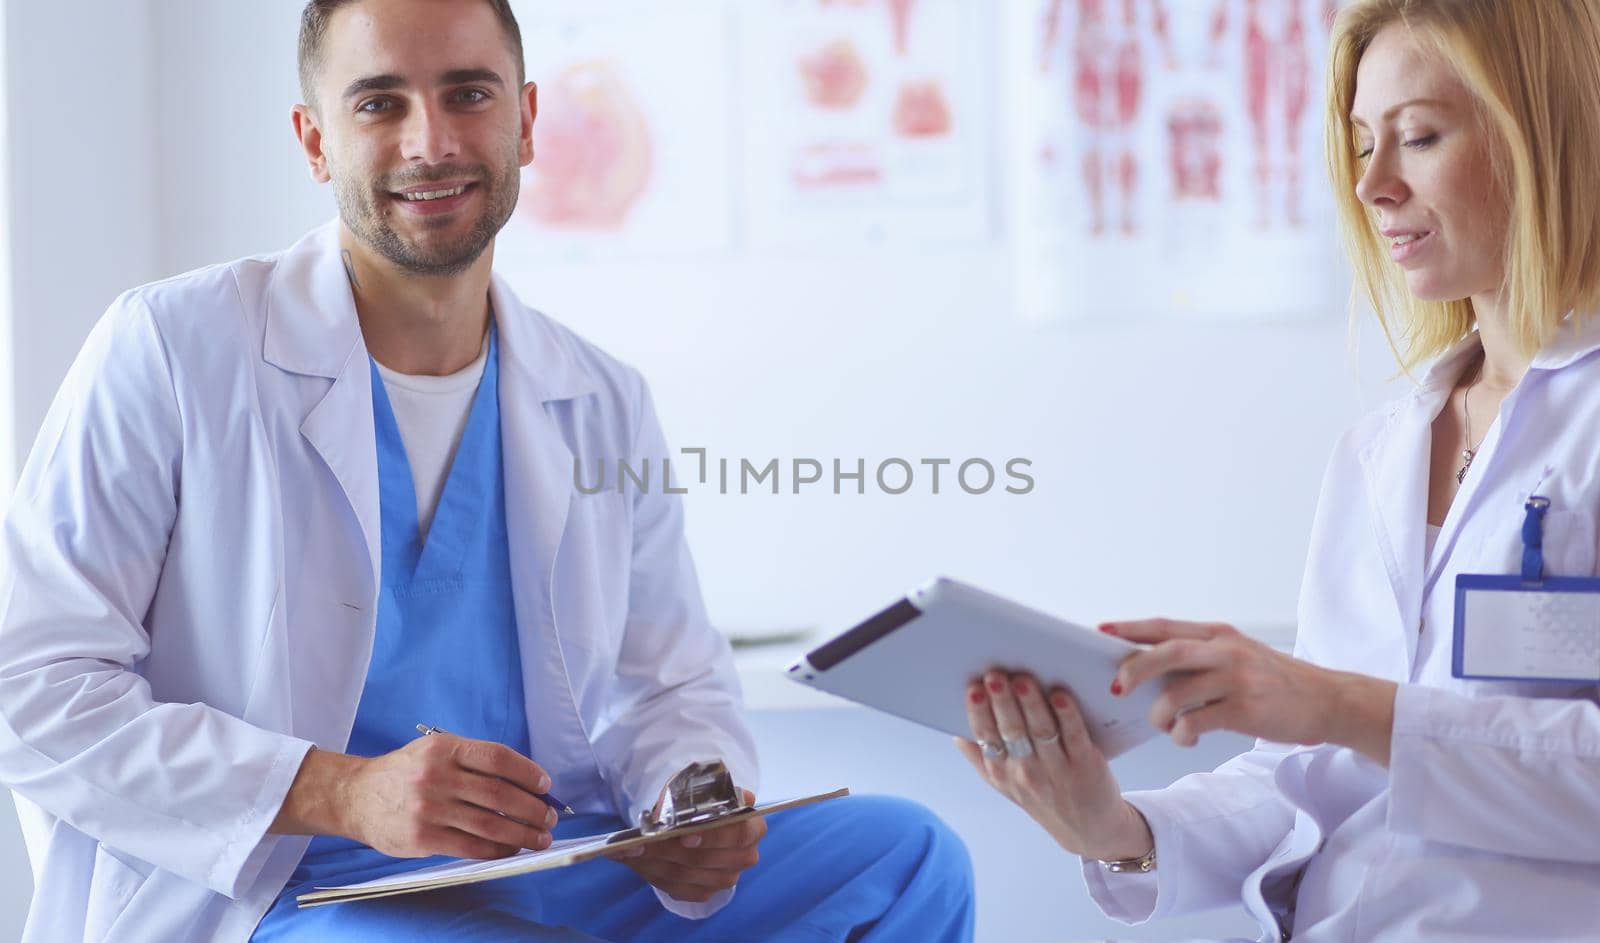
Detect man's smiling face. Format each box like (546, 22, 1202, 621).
(304, 0, 533, 277)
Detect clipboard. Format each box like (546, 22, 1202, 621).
(296, 762, 848, 908)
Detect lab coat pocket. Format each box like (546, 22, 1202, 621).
(1478, 508, 1596, 578)
(1544, 509, 1598, 578)
(239, 588, 287, 723)
(82, 843, 151, 942)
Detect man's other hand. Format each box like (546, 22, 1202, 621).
(608, 788, 765, 903)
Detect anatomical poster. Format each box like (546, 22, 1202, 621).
(740, 0, 994, 249)
(502, 0, 735, 259)
(1011, 0, 1346, 322)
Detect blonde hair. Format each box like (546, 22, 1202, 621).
(1325, 0, 1600, 370)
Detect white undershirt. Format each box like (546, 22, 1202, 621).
(373, 334, 490, 539)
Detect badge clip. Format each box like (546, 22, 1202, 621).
(1521, 495, 1551, 586)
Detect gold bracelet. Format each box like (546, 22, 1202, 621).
(1100, 845, 1157, 873)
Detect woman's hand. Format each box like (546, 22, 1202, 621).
(957, 670, 1153, 862)
(1105, 618, 1397, 765)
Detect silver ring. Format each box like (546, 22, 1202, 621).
(1034, 731, 1061, 746)
(1002, 735, 1034, 759)
(978, 739, 1007, 760)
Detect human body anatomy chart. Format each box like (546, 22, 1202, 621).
(1012, 0, 1345, 321)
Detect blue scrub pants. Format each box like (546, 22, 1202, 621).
(254, 795, 974, 941)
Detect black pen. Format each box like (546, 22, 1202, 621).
(415, 723, 575, 814)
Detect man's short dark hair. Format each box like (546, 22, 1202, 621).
(298, 0, 526, 109)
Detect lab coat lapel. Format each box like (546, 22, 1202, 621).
(491, 275, 602, 775)
(1355, 398, 1433, 672)
(498, 360, 575, 629)
(262, 222, 380, 598)
(492, 274, 595, 608)
(1355, 337, 1480, 673)
(299, 355, 380, 595)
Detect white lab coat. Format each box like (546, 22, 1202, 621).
(1083, 315, 1600, 941)
(0, 221, 758, 943)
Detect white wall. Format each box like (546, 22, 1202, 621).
(0, 0, 12, 495)
(0, 7, 16, 937)
(149, 0, 333, 272)
(5, 1, 162, 465)
(1, 2, 166, 938)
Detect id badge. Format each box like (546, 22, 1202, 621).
(1453, 496, 1600, 683)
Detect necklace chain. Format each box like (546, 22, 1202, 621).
(1456, 358, 1485, 485)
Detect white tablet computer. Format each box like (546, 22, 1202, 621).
(786, 577, 1165, 758)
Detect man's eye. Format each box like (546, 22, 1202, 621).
(454, 89, 489, 104)
(358, 98, 394, 114)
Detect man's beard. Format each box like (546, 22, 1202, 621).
(334, 145, 521, 278)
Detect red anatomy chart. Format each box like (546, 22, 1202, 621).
(503, 0, 733, 258)
(1016, 0, 1345, 321)
(744, 0, 990, 248)
(520, 61, 654, 230)
(788, 0, 957, 187)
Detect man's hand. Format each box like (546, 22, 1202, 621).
(271, 733, 559, 860)
(607, 788, 765, 903)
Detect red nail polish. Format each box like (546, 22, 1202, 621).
(970, 689, 986, 705)
(1012, 678, 1030, 695)
(1099, 624, 1117, 634)
(1051, 692, 1068, 709)
(987, 677, 1005, 693)
(1110, 679, 1123, 696)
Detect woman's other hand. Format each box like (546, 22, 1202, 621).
(958, 671, 1153, 862)
(1105, 619, 1396, 766)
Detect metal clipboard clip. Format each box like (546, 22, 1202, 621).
(637, 760, 752, 836)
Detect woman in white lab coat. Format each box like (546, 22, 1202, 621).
(962, 1, 1600, 940)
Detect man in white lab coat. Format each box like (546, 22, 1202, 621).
(0, 1, 974, 941)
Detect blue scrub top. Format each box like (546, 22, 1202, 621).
(290, 323, 531, 878)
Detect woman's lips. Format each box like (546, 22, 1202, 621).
(1389, 230, 1433, 263)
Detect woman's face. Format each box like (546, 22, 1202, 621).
(1350, 24, 1509, 303)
